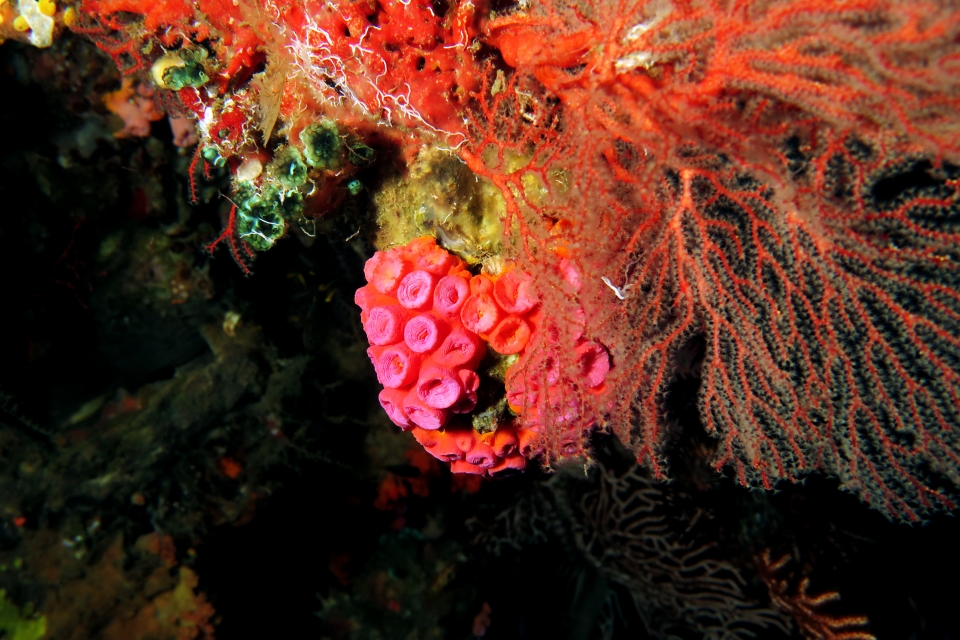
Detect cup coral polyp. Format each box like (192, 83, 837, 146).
(357, 238, 481, 424)
(358, 237, 525, 474)
(357, 236, 613, 475)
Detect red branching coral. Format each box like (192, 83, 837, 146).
(205, 204, 255, 277)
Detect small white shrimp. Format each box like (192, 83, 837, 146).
(601, 276, 627, 300)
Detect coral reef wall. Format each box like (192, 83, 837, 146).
(12, 0, 954, 521)
(2, 0, 960, 638)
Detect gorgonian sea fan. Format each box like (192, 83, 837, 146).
(463, 0, 960, 520)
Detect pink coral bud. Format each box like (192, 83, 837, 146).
(450, 460, 486, 475)
(397, 270, 436, 310)
(416, 365, 463, 409)
(169, 112, 198, 148)
(543, 322, 561, 345)
(415, 244, 457, 275)
(494, 270, 538, 315)
(458, 369, 480, 393)
(450, 392, 477, 414)
(451, 371, 480, 414)
(434, 328, 485, 369)
(542, 355, 563, 385)
(366, 346, 387, 385)
(105, 82, 164, 138)
(377, 344, 422, 389)
(493, 428, 518, 457)
(460, 293, 501, 334)
(470, 274, 494, 296)
(354, 284, 393, 312)
(545, 391, 583, 427)
(379, 388, 412, 428)
(506, 388, 531, 413)
(364, 304, 410, 346)
(454, 428, 477, 452)
(411, 427, 462, 461)
(433, 275, 470, 316)
(576, 341, 611, 388)
(517, 428, 541, 457)
(489, 454, 527, 474)
(505, 361, 545, 407)
(403, 391, 449, 430)
(488, 316, 533, 355)
(558, 258, 582, 292)
(560, 439, 582, 457)
(402, 237, 438, 260)
(364, 250, 410, 294)
(571, 308, 586, 341)
(505, 373, 537, 411)
(404, 313, 447, 353)
(465, 442, 498, 468)
(523, 407, 543, 429)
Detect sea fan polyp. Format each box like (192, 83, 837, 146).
(357, 236, 612, 475)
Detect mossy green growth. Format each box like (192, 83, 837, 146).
(233, 182, 305, 252)
(471, 398, 511, 435)
(0, 590, 46, 640)
(202, 146, 227, 168)
(162, 48, 210, 90)
(299, 120, 345, 171)
(163, 63, 208, 91)
(267, 146, 309, 190)
(237, 207, 283, 252)
(230, 142, 319, 252)
(346, 138, 376, 167)
(372, 147, 505, 264)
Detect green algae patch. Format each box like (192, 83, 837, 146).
(0, 590, 46, 640)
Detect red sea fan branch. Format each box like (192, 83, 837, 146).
(206, 204, 255, 276)
(470, 0, 960, 519)
(663, 146, 960, 520)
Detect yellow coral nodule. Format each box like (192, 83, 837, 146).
(14, 0, 54, 46)
(62, 5, 75, 25)
(38, 0, 54, 17)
